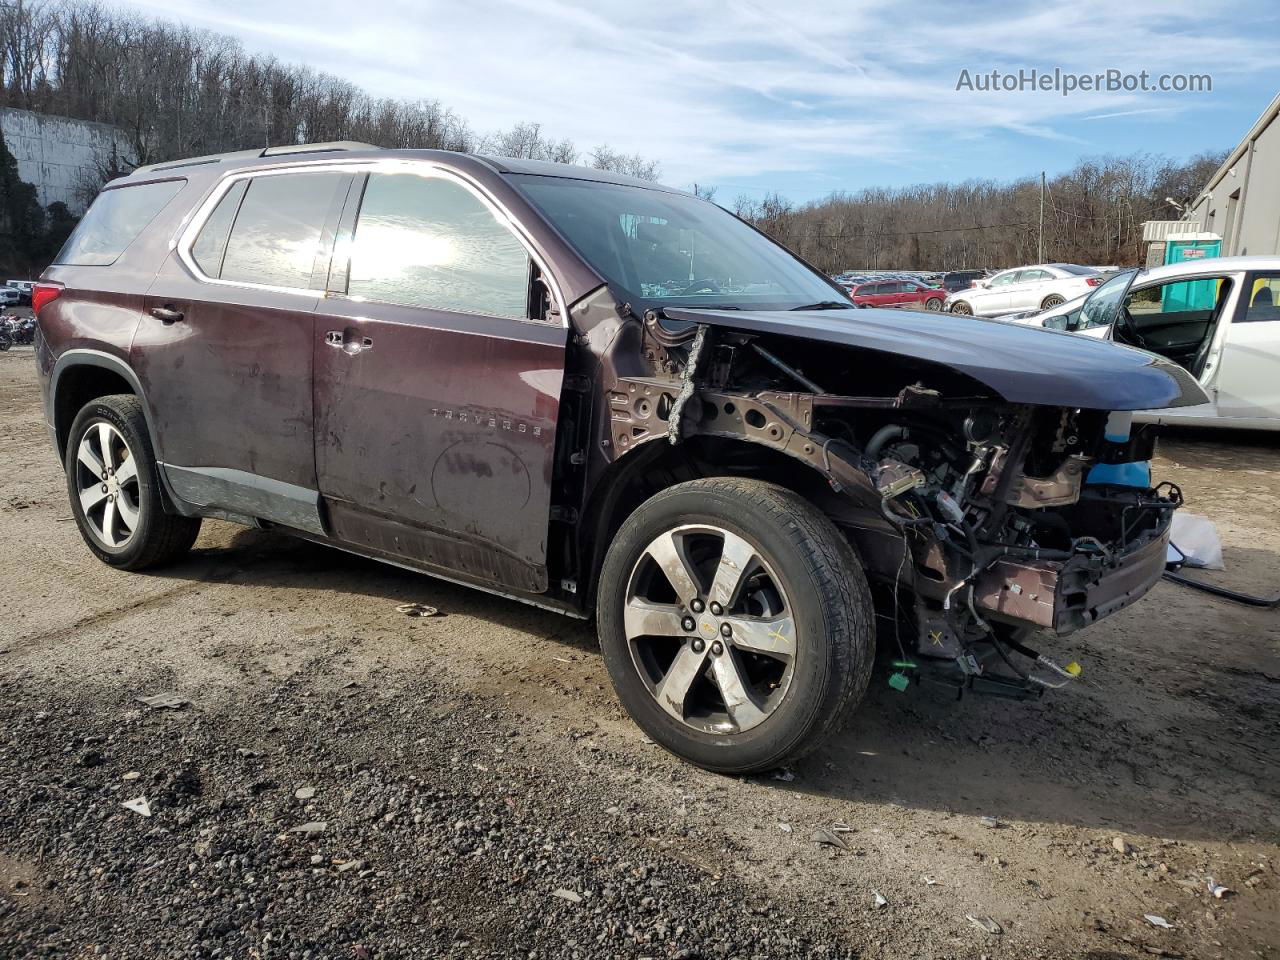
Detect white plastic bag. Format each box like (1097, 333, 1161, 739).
(1169, 512, 1225, 571)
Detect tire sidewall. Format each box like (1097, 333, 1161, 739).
(1042, 295, 1065, 309)
(597, 481, 862, 772)
(64, 398, 166, 567)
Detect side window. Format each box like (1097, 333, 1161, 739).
(191, 180, 248, 278)
(990, 271, 1016, 287)
(1021, 269, 1049, 282)
(347, 173, 530, 319)
(218, 172, 351, 289)
(55, 179, 186, 266)
(1128, 276, 1231, 319)
(1243, 276, 1280, 322)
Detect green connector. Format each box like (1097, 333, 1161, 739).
(888, 671, 910, 692)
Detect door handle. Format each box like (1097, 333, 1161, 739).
(151, 305, 184, 324)
(325, 330, 373, 354)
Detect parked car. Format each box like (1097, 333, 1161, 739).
(0, 285, 19, 307)
(849, 278, 945, 311)
(6, 280, 35, 304)
(941, 269, 990, 293)
(1025, 257, 1280, 430)
(946, 264, 1103, 317)
(35, 143, 1204, 772)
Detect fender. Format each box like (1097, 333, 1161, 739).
(49, 349, 162, 461)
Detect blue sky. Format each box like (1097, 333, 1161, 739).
(112, 0, 1279, 203)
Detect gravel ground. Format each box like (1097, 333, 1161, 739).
(0, 346, 1277, 959)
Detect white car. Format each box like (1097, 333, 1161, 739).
(945, 263, 1102, 317)
(1048, 256, 1280, 430)
(0, 286, 19, 307)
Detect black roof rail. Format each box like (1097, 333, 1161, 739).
(130, 141, 380, 177)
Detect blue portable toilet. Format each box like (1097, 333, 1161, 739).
(1162, 233, 1222, 312)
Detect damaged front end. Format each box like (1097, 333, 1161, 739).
(600, 306, 1196, 701)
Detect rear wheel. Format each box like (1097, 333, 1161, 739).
(949, 300, 972, 315)
(1041, 294, 1066, 309)
(65, 395, 201, 570)
(597, 478, 874, 773)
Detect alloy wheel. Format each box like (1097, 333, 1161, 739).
(74, 422, 141, 548)
(623, 524, 796, 735)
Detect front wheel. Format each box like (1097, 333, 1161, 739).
(597, 478, 874, 773)
(64, 395, 201, 570)
(924, 297, 943, 311)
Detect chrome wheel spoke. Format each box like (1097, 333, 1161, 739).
(114, 455, 138, 486)
(100, 498, 118, 546)
(654, 643, 709, 720)
(79, 483, 108, 513)
(726, 614, 796, 660)
(77, 436, 105, 475)
(97, 423, 116, 470)
(711, 652, 768, 731)
(116, 493, 139, 532)
(707, 530, 757, 610)
(624, 598, 688, 639)
(644, 530, 701, 604)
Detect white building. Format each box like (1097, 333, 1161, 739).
(1182, 92, 1280, 257)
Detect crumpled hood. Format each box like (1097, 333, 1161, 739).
(662, 307, 1209, 411)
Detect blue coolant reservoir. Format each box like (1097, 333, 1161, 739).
(1086, 412, 1151, 488)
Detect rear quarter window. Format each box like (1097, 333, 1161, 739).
(54, 179, 186, 266)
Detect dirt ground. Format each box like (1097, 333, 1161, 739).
(1, 345, 1277, 959)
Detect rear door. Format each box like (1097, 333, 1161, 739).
(135, 167, 353, 534)
(1003, 269, 1049, 311)
(312, 167, 566, 593)
(1216, 273, 1280, 422)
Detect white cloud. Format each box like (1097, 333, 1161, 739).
(107, 0, 1273, 193)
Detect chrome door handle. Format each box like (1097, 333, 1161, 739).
(151, 305, 184, 324)
(325, 330, 373, 354)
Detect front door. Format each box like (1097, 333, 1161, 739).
(133, 168, 354, 533)
(313, 169, 566, 593)
(1217, 273, 1280, 422)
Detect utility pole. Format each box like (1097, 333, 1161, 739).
(1038, 171, 1045, 263)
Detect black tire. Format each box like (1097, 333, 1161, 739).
(597, 478, 874, 773)
(64, 394, 201, 570)
(1041, 294, 1066, 309)
(949, 300, 972, 315)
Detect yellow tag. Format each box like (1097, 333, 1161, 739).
(1066, 661, 1082, 676)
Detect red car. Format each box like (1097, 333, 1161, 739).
(849, 278, 945, 311)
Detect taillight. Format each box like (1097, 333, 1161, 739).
(1085, 277, 1103, 287)
(31, 282, 63, 316)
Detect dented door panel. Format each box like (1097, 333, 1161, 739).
(313, 299, 565, 592)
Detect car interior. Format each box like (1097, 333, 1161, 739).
(1111, 276, 1234, 378)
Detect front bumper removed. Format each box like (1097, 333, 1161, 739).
(973, 521, 1171, 634)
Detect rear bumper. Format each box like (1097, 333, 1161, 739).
(973, 521, 1171, 635)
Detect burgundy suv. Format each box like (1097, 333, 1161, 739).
(35, 143, 1204, 772)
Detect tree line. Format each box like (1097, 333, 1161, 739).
(730, 150, 1225, 272)
(1, 0, 1226, 277)
(0, 0, 658, 193)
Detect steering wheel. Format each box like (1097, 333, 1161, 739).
(1116, 305, 1150, 349)
(680, 278, 720, 296)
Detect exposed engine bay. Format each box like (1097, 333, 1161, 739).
(601, 315, 1183, 700)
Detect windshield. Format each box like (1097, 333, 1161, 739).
(1077, 269, 1137, 330)
(511, 175, 846, 309)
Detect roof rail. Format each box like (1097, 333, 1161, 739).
(260, 140, 379, 157)
(129, 141, 380, 177)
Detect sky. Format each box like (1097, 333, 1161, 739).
(110, 0, 1279, 204)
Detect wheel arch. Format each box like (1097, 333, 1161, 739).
(576, 433, 897, 612)
(50, 350, 158, 462)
